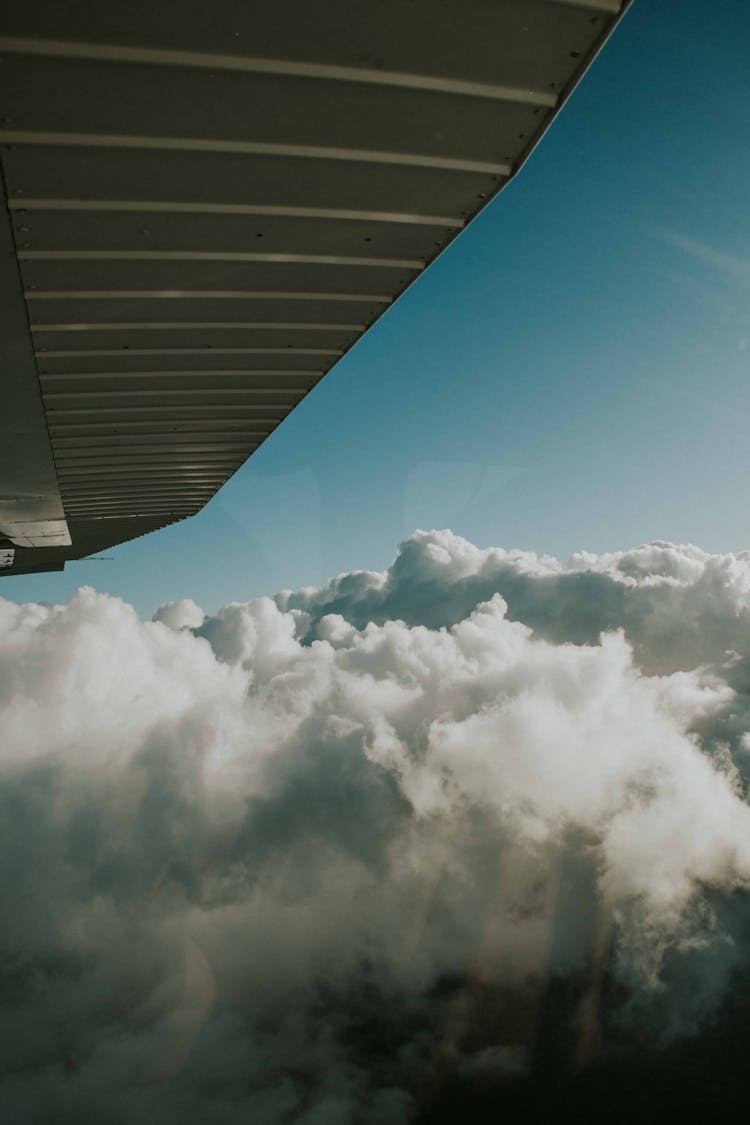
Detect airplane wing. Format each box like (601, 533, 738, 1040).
(0, 0, 630, 575)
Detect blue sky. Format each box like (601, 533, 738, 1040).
(5, 0, 750, 615)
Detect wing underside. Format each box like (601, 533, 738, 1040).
(0, 0, 629, 576)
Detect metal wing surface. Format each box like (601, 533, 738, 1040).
(0, 0, 630, 575)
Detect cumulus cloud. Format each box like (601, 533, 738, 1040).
(3, 530, 750, 1122)
(153, 598, 206, 630)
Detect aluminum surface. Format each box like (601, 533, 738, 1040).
(0, 0, 629, 575)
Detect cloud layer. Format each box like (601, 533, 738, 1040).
(3, 529, 750, 1122)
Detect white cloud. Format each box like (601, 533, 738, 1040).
(153, 599, 205, 630)
(2, 530, 750, 1119)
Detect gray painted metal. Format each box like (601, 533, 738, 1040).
(0, 0, 629, 575)
(0, 160, 70, 548)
